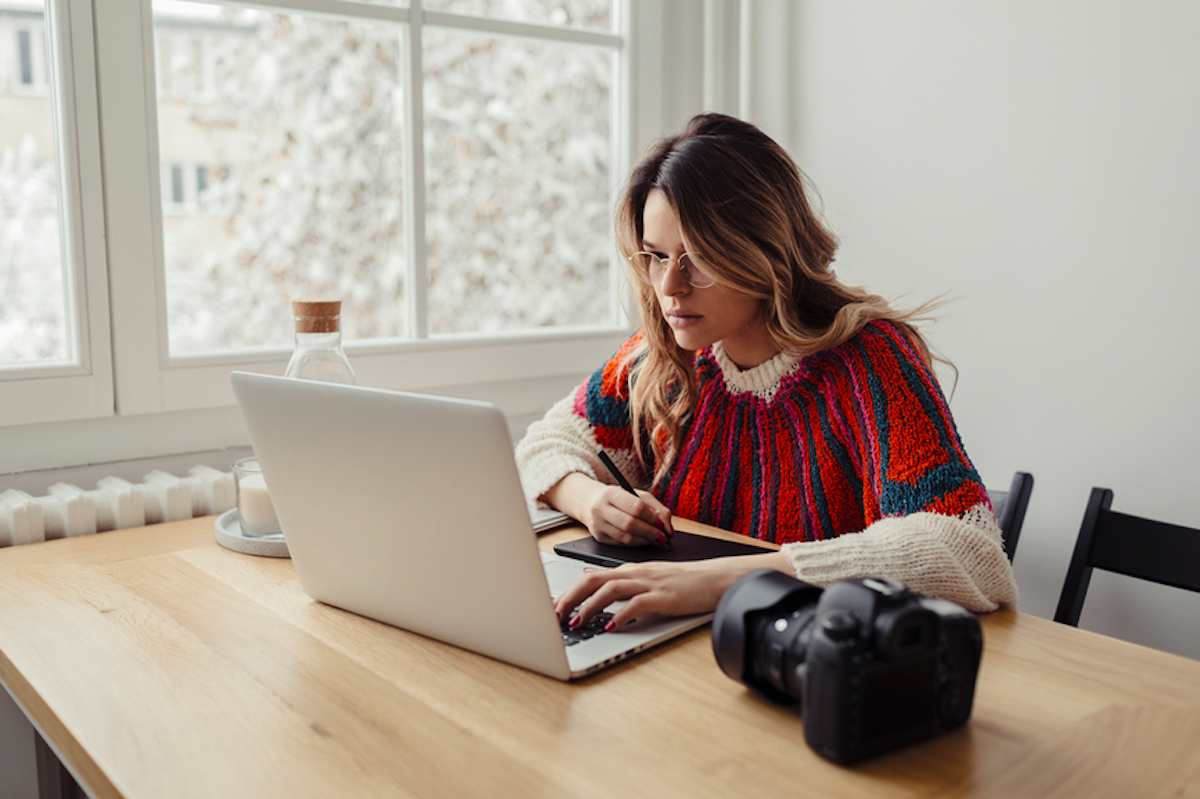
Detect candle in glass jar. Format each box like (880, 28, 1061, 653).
(238, 473, 280, 535)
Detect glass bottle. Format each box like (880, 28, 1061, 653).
(284, 299, 357, 384)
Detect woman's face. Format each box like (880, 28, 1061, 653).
(640, 188, 767, 358)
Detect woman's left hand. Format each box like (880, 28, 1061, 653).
(555, 551, 793, 631)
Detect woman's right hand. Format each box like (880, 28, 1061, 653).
(582, 484, 674, 548)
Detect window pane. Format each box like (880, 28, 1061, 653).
(169, 162, 185, 205)
(152, 1, 407, 355)
(17, 28, 32, 84)
(424, 29, 612, 335)
(425, 0, 611, 31)
(0, 4, 70, 367)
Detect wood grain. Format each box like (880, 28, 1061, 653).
(1, 516, 1198, 798)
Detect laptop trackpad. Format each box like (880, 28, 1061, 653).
(542, 557, 595, 598)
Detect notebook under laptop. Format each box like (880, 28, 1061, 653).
(230, 371, 713, 680)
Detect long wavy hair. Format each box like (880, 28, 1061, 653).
(616, 113, 946, 486)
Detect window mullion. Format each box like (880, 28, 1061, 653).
(93, 0, 171, 415)
(609, 0, 633, 327)
(50, 0, 114, 410)
(404, 0, 429, 339)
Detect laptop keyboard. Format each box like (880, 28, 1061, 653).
(560, 610, 614, 647)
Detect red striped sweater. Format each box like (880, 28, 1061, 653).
(516, 320, 1018, 611)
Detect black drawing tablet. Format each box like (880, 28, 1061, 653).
(553, 531, 773, 568)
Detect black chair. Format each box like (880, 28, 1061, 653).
(987, 471, 1034, 563)
(1054, 488, 1200, 627)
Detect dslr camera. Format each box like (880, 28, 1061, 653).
(712, 571, 982, 765)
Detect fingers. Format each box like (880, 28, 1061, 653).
(607, 593, 667, 629)
(552, 566, 673, 630)
(635, 490, 676, 537)
(554, 568, 610, 620)
(594, 503, 668, 547)
(572, 578, 646, 626)
(611, 490, 665, 531)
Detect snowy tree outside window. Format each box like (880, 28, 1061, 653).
(152, 0, 615, 355)
(0, 0, 616, 364)
(0, 2, 68, 367)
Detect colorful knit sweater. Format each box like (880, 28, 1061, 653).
(515, 320, 1018, 612)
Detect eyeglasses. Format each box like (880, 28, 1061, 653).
(626, 250, 718, 289)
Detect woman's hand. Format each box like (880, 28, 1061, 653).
(583, 485, 674, 548)
(543, 473, 673, 548)
(555, 550, 794, 630)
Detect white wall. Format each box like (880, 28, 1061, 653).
(760, 0, 1200, 658)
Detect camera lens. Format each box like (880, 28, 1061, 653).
(749, 606, 817, 702)
(712, 571, 824, 703)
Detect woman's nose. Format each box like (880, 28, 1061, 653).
(660, 260, 690, 296)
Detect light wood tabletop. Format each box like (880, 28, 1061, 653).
(1, 516, 1199, 798)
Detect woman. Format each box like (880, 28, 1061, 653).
(516, 113, 1016, 633)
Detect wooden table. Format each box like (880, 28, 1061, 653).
(1, 516, 1199, 798)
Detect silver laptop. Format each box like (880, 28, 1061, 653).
(230, 371, 712, 680)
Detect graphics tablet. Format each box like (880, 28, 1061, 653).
(553, 531, 773, 568)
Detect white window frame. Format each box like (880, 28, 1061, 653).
(0, 0, 114, 428)
(97, 0, 646, 417)
(1, 0, 697, 474)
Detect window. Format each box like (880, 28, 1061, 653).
(148, 0, 623, 359)
(0, 0, 114, 427)
(168, 161, 185, 206)
(16, 28, 31, 84)
(1, 10, 77, 366)
(3, 0, 671, 437)
(422, 27, 613, 334)
(9, 21, 47, 93)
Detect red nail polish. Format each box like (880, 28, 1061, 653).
(569, 615, 582, 629)
(604, 621, 615, 632)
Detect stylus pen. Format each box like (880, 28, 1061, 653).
(596, 449, 673, 549)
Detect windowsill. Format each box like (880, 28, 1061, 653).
(0, 327, 631, 474)
(111, 326, 631, 417)
(165, 324, 630, 368)
(0, 370, 583, 477)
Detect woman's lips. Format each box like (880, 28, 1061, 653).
(666, 312, 703, 329)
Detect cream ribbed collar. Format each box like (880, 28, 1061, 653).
(710, 341, 801, 401)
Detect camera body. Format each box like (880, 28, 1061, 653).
(712, 571, 982, 765)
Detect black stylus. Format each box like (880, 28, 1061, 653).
(596, 449, 673, 549)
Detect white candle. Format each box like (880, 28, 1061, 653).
(238, 473, 280, 535)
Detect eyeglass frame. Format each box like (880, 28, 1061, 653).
(625, 249, 718, 290)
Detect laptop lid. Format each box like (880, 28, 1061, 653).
(230, 371, 571, 680)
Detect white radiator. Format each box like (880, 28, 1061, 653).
(0, 466, 236, 547)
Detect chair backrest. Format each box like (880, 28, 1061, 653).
(987, 471, 1034, 563)
(1054, 487, 1200, 627)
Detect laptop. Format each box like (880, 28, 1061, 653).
(230, 371, 714, 680)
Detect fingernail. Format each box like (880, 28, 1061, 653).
(583, 567, 598, 573)
(604, 621, 615, 632)
(569, 615, 582, 629)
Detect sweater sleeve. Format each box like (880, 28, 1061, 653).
(782, 504, 1017, 612)
(782, 321, 1018, 612)
(514, 332, 648, 507)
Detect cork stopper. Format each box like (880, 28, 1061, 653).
(292, 299, 342, 334)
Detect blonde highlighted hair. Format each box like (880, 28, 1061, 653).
(615, 113, 946, 486)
